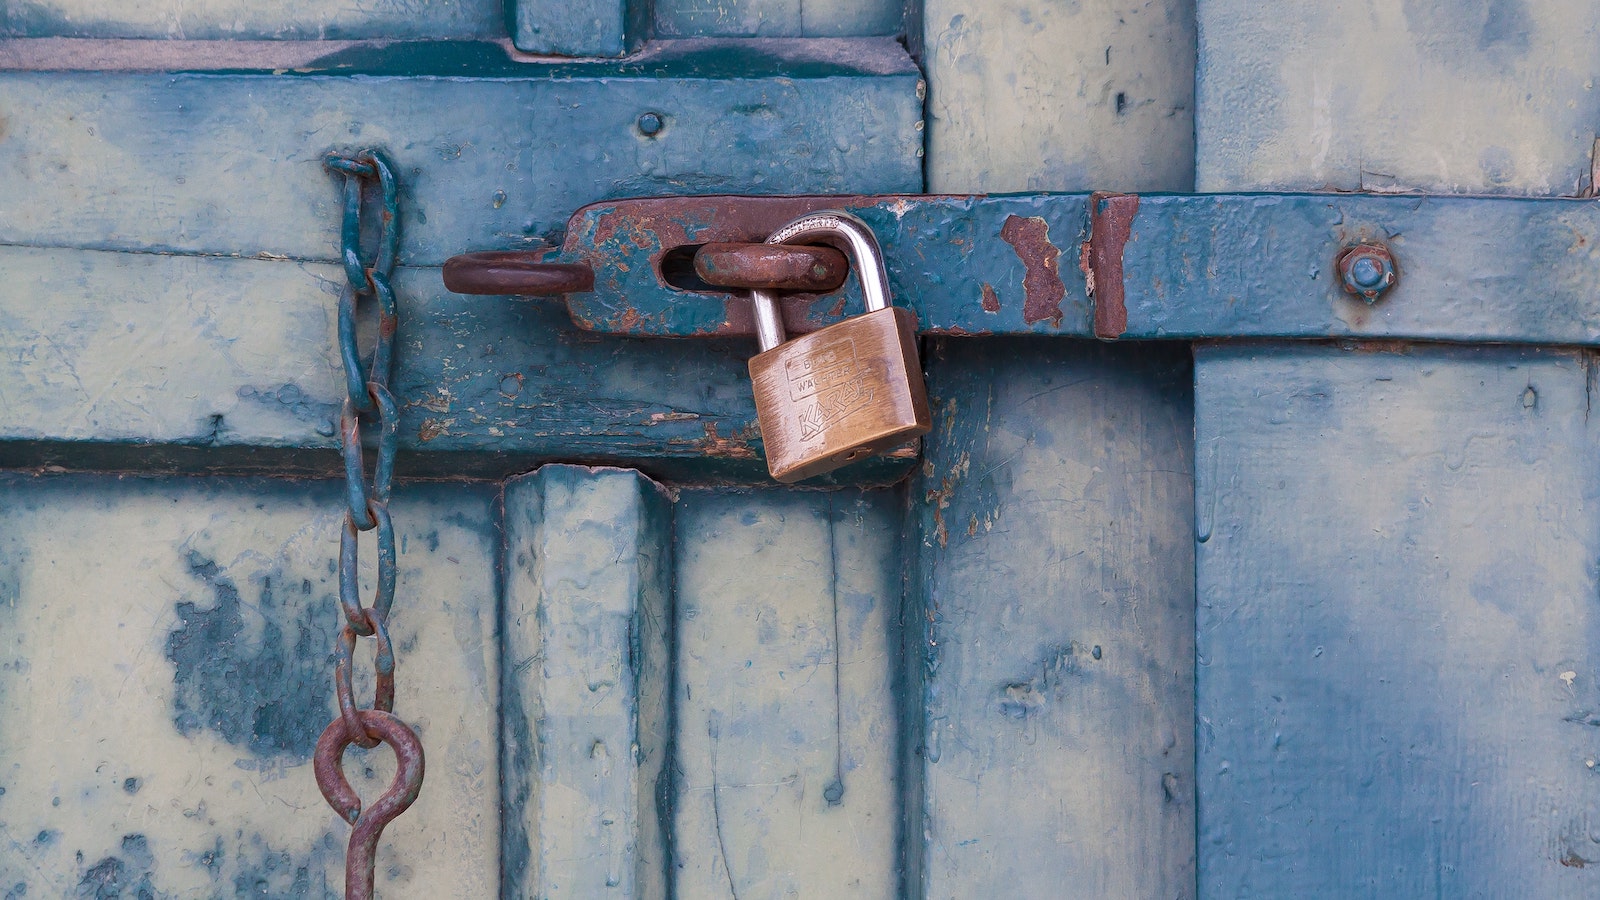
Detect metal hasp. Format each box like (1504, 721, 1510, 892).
(445, 192, 1600, 347)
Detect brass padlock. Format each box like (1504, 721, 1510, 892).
(747, 211, 931, 482)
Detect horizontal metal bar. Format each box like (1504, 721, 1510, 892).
(554, 192, 1600, 346)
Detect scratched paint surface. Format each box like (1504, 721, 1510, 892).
(1, 0, 499, 40)
(673, 488, 901, 898)
(908, 339, 1196, 898)
(1198, 0, 1600, 194)
(922, 0, 1195, 193)
(1195, 344, 1600, 896)
(0, 475, 497, 896)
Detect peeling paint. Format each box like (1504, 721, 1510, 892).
(1086, 192, 1138, 339)
(999, 215, 1066, 326)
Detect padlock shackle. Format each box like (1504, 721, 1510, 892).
(751, 211, 892, 353)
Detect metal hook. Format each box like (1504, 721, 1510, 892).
(315, 709, 426, 900)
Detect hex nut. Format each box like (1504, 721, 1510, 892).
(1337, 243, 1397, 303)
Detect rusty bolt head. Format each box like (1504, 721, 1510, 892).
(1337, 243, 1397, 303)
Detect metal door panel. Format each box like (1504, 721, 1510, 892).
(0, 476, 499, 896)
(672, 487, 902, 898)
(1194, 343, 1600, 896)
(908, 339, 1196, 898)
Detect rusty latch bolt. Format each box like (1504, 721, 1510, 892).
(694, 242, 849, 292)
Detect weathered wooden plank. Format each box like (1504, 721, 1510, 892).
(1194, 343, 1600, 896)
(1197, 1, 1600, 194)
(0, 39, 923, 265)
(654, 0, 901, 37)
(0, 0, 501, 40)
(908, 339, 1196, 898)
(0, 246, 914, 483)
(501, 465, 672, 898)
(672, 488, 901, 898)
(922, 0, 1195, 193)
(0, 475, 498, 897)
(512, 0, 646, 56)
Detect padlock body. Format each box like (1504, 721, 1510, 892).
(748, 306, 931, 482)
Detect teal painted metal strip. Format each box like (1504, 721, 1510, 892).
(0, 475, 500, 895)
(502, 465, 672, 898)
(1, 0, 501, 40)
(1194, 343, 1600, 896)
(0, 40, 923, 264)
(907, 340, 1196, 898)
(672, 488, 902, 897)
(564, 192, 1600, 347)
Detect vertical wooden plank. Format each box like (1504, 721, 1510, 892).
(672, 489, 901, 898)
(922, 0, 1195, 192)
(909, 340, 1196, 898)
(501, 465, 673, 899)
(1196, 0, 1600, 194)
(1195, 344, 1600, 897)
(0, 477, 498, 897)
(653, 0, 901, 38)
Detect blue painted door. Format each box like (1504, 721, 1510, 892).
(4, 2, 1597, 898)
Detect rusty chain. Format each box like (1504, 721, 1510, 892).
(314, 149, 425, 900)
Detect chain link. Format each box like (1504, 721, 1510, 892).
(313, 148, 425, 900)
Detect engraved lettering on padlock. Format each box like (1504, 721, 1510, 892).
(747, 211, 931, 482)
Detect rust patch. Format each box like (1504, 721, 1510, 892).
(1086, 192, 1139, 340)
(418, 418, 450, 442)
(999, 215, 1066, 326)
(980, 282, 1000, 313)
(679, 421, 759, 459)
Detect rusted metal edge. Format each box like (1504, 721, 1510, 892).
(1084, 191, 1138, 340)
(442, 251, 595, 296)
(695, 242, 850, 292)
